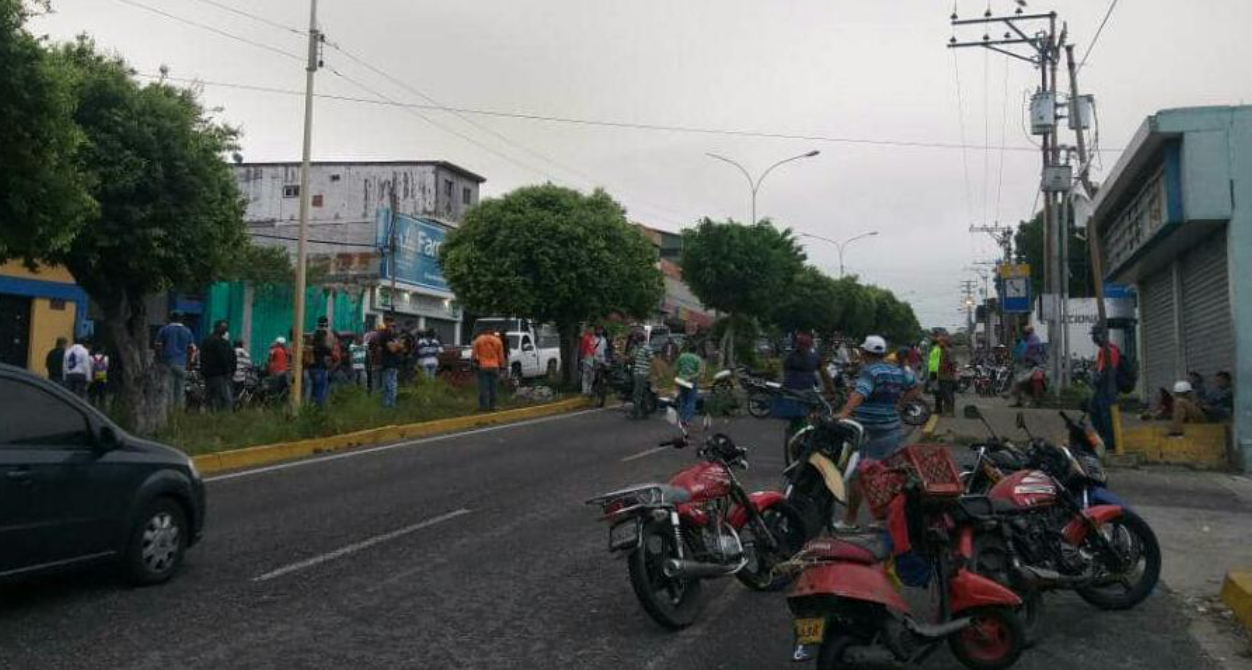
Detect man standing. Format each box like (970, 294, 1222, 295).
(837, 335, 919, 528)
(154, 311, 195, 410)
(45, 337, 67, 385)
(416, 329, 442, 380)
(629, 332, 654, 419)
(350, 336, 368, 387)
(200, 320, 237, 412)
(377, 315, 404, 408)
(1012, 325, 1047, 407)
(936, 336, 957, 417)
(62, 338, 91, 399)
(674, 341, 703, 427)
(472, 327, 505, 411)
(309, 316, 335, 407)
(1089, 327, 1121, 449)
(579, 326, 597, 396)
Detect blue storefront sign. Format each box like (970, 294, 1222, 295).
(376, 209, 449, 292)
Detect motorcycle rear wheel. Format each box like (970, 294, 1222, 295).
(735, 502, 807, 592)
(628, 521, 704, 630)
(815, 633, 858, 670)
(747, 389, 773, 419)
(947, 606, 1026, 670)
(1075, 510, 1161, 611)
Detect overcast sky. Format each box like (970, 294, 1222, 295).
(31, 0, 1252, 329)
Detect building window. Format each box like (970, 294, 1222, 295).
(329, 173, 341, 182)
(282, 185, 300, 198)
(312, 194, 324, 207)
(462, 186, 472, 205)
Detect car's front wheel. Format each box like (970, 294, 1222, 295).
(124, 497, 188, 586)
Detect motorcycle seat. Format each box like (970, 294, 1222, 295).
(799, 533, 891, 565)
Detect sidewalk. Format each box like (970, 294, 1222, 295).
(930, 396, 1252, 667)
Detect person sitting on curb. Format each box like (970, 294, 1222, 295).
(1168, 380, 1208, 437)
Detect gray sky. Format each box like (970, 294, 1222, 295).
(32, 0, 1252, 329)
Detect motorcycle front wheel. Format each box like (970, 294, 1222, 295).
(947, 606, 1026, 670)
(735, 502, 808, 592)
(747, 389, 773, 419)
(1075, 510, 1161, 610)
(628, 521, 704, 630)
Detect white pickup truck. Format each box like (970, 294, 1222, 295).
(463, 317, 562, 380)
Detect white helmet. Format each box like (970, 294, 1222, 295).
(1173, 380, 1193, 394)
(861, 335, 888, 355)
(275, 336, 287, 345)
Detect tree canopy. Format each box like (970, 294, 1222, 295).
(439, 184, 663, 382)
(1014, 210, 1094, 298)
(0, 0, 93, 262)
(680, 218, 806, 320)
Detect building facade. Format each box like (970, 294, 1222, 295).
(635, 224, 714, 333)
(1090, 106, 1251, 469)
(229, 161, 485, 347)
(0, 262, 87, 376)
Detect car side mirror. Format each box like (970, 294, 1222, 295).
(963, 405, 983, 420)
(97, 425, 122, 452)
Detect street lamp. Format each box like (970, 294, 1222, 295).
(706, 150, 820, 224)
(799, 231, 880, 278)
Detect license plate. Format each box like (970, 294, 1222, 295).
(794, 617, 826, 646)
(609, 519, 641, 551)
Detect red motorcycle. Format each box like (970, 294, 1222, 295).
(588, 429, 807, 629)
(786, 445, 1028, 670)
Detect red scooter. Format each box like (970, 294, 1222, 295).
(786, 445, 1028, 670)
(588, 427, 807, 630)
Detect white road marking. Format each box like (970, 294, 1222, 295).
(620, 446, 669, 462)
(252, 508, 472, 582)
(206, 408, 605, 483)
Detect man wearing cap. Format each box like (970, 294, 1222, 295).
(836, 335, 920, 529)
(1169, 380, 1208, 436)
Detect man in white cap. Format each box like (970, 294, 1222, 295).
(1168, 380, 1208, 436)
(836, 334, 920, 529)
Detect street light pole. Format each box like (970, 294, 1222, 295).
(799, 231, 880, 277)
(289, 0, 321, 411)
(706, 150, 819, 224)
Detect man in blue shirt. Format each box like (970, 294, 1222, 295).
(836, 335, 920, 529)
(154, 311, 195, 410)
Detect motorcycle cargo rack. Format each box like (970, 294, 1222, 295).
(859, 444, 962, 519)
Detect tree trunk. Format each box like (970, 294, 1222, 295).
(720, 316, 736, 369)
(558, 322, 581, 389)
(104, 294, 168, 436)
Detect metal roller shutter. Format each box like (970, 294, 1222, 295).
(1139, 269, 1178, 398)
(1181, 230, 1234, 380)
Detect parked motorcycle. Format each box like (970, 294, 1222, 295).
(782, 413, 863, 538)
(709, 366, 778, 418)
(590, 360, 658, 416)
(786, 444, 1028, 670)
(587, 421, 807, 629)
(958, 406, 1162, 638)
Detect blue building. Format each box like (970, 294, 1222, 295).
(1091, 106, 1251, 470)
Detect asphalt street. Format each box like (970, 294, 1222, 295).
(0, 408, 1219, 669)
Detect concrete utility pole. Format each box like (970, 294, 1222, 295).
(289, 0, 322, 411)
(706, 150, 820, 224)
(949, 7, 1069, 392)
(961, 280, 978, 345)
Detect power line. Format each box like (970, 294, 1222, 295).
(1079, 0, 1120, 71)
(111, 0, 303, 61)
(248, 232, 379, 248)
(182, 0, 306, 38)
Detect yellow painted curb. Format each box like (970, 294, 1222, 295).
(1221, 570, 1252, 634)
(921, 414, 940, 439)
(193, 397, 592, 475)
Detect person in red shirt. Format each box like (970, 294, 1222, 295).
(1089, 326, 1122, 449)
(579, 327, 597, 396)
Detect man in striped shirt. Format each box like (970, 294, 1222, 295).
(630, 332, 654, 419)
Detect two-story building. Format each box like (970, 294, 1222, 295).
(223, 160, 485, 351)
(1090, 106, 1251, 469)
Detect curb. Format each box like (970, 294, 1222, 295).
(921, 414, 940, 440)
(1221, 570, 1252, 634)
(192, 397, 592, 476)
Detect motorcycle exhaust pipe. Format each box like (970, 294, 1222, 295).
(842, 646, 900, 668)
(662, 558, 741, 580)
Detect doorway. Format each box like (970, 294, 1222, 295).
(0, 294, 32, 368)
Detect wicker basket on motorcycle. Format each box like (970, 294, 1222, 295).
(859, 444, 963, 519)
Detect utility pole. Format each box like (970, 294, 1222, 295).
(289, 0, 322, 411)
(388, 183, 398, 316)
(960, 280, 977, 346)
(950, 6, 1069, 393)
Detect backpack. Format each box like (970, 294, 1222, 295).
(1115, 353, 1138, 394)
(67, 350, 79, 371)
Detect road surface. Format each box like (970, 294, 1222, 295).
(0, 408, 1218, 669)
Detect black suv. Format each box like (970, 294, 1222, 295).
(0, 363, 205, 584)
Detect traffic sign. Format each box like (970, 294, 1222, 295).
(1002, 277, 1031, 313)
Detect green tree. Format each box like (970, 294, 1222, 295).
(1014, 210, 1094, 298)
(680, 219, 805, 365)
(770, 265, 843, 335)
(47, 39, 249, 434)
(0, 0, 93, 261)
(439, 184, 663, 385)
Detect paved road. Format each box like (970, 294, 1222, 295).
(0, 409, 1219, 669)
